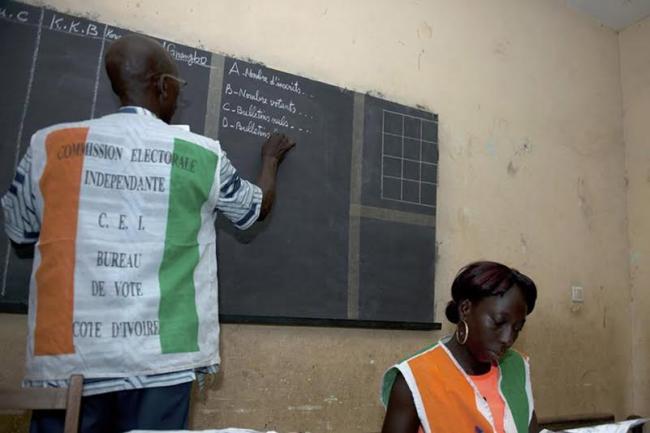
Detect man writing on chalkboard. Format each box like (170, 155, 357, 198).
(1, 34, 295, 432)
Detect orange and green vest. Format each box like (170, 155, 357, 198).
(24, 115, 225, 381)
(381, 341, 534, 433)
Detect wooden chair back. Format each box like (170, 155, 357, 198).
(0, 374, 83, 433)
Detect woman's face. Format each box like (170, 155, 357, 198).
(460, 287, 528, 365)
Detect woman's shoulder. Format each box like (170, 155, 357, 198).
(400, 341, 444, 364)
(380, 341, 444, 406)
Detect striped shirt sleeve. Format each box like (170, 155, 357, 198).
(215, 152, 262, 230)
(1, 146, 40, 244)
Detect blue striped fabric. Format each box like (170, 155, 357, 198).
(217, 153, 262, 230)
(23, 365, 218, 396)
(1, 146, 40, 244)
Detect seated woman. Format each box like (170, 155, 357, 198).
(381, 261, 540, 433)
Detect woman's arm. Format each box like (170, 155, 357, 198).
(381, 372, 421, 433)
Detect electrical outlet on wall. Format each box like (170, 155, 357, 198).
(571, 285, 584, 303)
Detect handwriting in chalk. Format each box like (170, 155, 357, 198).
(162, 42, 209, 67)
(48, 13, 100, 37)
(0, 7, 30, 23)
(228, 61, 303, 95)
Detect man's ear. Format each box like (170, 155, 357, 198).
(157, 76, 168, 100)
(458, 299, 472, 321)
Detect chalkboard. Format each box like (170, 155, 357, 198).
(0, 1, 440, 329)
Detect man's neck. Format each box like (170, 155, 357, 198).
(120, 95, 163, 120)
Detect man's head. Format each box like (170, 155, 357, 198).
(105, 34, 182, 123)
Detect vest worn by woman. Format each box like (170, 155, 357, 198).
(381, 341, 534, 433)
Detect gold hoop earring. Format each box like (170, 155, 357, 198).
(456, 320, 469, 345)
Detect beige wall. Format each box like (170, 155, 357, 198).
(1, 0, 640, 431)
(620, 15, 650, 417)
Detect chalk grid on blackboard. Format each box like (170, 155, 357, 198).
(381, 109, 437, 208)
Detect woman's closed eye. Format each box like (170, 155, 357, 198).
(489, 316, 507, 327)
(489, 316, 525, 333)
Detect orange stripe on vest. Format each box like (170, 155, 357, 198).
(34, 127, 88, 355)
(408, 346, 494, 433)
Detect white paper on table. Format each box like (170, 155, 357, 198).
(128, 429, 279, 433)
(541, 418, 649, 433)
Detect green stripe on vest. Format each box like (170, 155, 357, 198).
(159, 138, 218, 353)
(499, 350, 529, 433)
